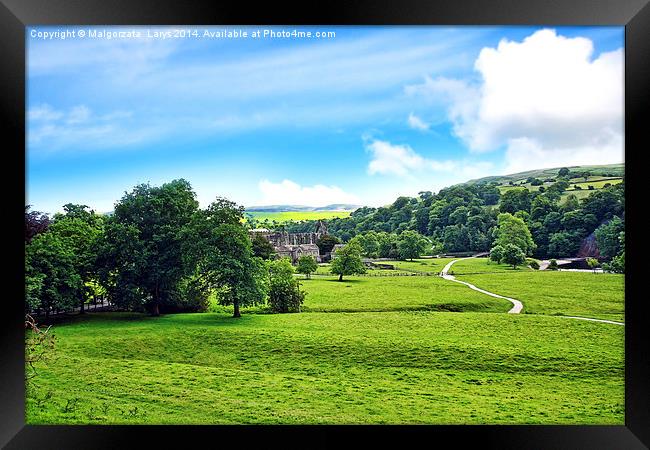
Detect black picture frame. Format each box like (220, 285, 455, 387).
(2, 0, 648, 448)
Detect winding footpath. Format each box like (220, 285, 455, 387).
(439, 257, 624, 326)
(440, 259, 523, 314)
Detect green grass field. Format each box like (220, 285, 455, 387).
(245, 210, 351, 222)
(26, 310, 623, 425)
(26, 259, 624, 425)
(299, 275, 511, 313)
(452, 258, 625, 322)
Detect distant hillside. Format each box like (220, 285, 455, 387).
(245, 204, 361, 213)
(466, 163, 624, 186)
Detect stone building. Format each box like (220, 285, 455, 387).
(250, 220, 327, 264)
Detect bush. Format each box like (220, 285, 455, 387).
(548, 259, 559, 270)
(489, 245, 505, 263)
(527, 259, 540, 270)
(502, 243, 527, 269)
(165, 275, 211, 313)
(267, 258, 305, 313)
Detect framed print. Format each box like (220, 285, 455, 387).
(2, 0, 649, 448)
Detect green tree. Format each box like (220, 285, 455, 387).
(558, 167, 570, 177)
(296, 255, 318, 279)
(97, 179, 200, 316)
(50, 204, 104, 313)
(251, 233, 276, 260)
(595, 217, 624, 259)
(267, 258, 305, 313)
(397, 230, 428, 261)
(493, 213, 536, 256)
(25, 232, 81, 319)
(208, 224, 268, 317)
(502, 243, 527, 269)
(489, 245, 505, 263)
(548, 259, 559, 270)
(330, 242, 366, 281)
(499, 188, 531, 214)
(316, 234, 341, 255)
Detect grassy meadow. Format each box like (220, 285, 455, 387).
(27, 310, 623, 425)
(451, 258, 625, 322)
(27, 259, 624, 425)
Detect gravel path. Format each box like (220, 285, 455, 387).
(438, 257, 624, 325)
(440, 258, 523, 314)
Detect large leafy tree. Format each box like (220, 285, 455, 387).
(501, 243, 527, 269)
(296, 255, 318, 279)
(204, 224, 268, 318)
(187, 199, 267, 318)
(98, 179, 199, 316)
(330, 242, 366, 281)
(493, 213, 536, 256)
(397, 230, 428, 261)
(50, 204, 104, 313)
(25, 232, 81, 319)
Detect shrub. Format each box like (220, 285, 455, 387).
(527, 259, 540, 270)
(502, 243, 527, 269)
(267, 258, 305, 313)
(548, 259, 559, 270)
(489, 245, 505, 263)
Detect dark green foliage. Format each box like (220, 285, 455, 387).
(558, 167, 570, 177)
(548, 259, 559, 270)
(316, 234, 342, 255)
(97, 180, 199, 316)
(202, 223, 268, 318)
(251, 234, 276, 260)
(595, 217, 624, 259)
(267, 258, 305, 313)
(397, 230, 428, 261)
(25, 232, 81, 316)
(500, 188, 531, 214)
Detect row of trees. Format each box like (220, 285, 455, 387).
(285, 171, 625, 269)
(26, 179, 306, 319)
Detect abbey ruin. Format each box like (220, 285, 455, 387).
(250, 220, 328, 263)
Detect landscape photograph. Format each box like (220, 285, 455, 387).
(25, 25, 625, 425)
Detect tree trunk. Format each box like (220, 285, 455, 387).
(80, 301, 85, 314)
(233, 301, 241, 318)
(151, 283, 160, 316)
(338, 274, 343, 282)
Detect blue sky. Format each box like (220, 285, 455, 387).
(27, 26, 624, 214)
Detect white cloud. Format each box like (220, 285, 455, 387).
(257, 179, 360, 207)
(406, 28, 624, 172)
(407, 113, 430, 131)
(27, 104, 158, 153)
(366, 139, 489, 177)
(66, 105, 91, 124)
